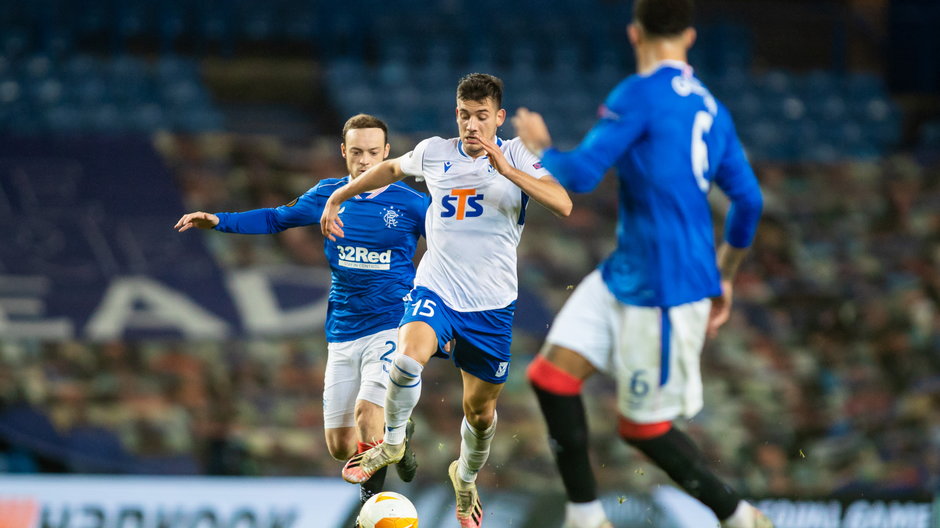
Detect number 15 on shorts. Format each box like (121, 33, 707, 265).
(410, 299, 436, 318)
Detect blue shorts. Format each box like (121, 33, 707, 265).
(399, 287, 516, 384)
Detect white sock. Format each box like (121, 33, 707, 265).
(457, 413, 497, 483)
(384, 354, 423, 445)
(564, 501, 608, 527)
(720, 501, 752, 528)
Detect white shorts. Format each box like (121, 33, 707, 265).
(545, 270, 710, 423)
(322, 328, 398, 429)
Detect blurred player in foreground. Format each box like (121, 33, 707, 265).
(174, 114, 427, 509)
(320, 73, 572, 527)
(513, 0, 772, 527)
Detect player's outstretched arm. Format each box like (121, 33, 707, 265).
(320, 158, 406, 240)
(513, 97, 644, 194)
(476, 134, 572, 217)
(174, 212, 219, 232)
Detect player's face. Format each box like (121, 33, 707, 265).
(341, 127, 390, 178)
(456, 98, 506, 157)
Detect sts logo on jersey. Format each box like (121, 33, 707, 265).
(441, 188, 484, 220)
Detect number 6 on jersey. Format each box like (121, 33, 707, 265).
(691, 110, 713, 193)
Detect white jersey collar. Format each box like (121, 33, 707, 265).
(346, 174, 390, 199)
(457, 136, 504, 158)
(640, 59, 693, 77)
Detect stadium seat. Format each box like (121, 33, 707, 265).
(64, 426, 135, 474)
(135, 454, 201, 475)
(0, 406, 67, 461)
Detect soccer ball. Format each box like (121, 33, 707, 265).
(357, 491, 419, 528)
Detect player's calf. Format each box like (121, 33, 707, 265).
(619, 417, 743, 523)
(528, 355, 611, 528)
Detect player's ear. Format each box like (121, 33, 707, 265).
(383, 143, 391, 159)
(684, 27, 697, 50)
(341, 143, 347, 158)
(627, 23, 641, 46)
(496, 108, 506, 127)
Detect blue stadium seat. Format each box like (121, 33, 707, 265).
(760, 70, 796, 97)
(29, 78, 65, 107)
(72, 77, 108, 105)
(799, 70, 839, 101)
(63, 55, 100, 80)
(815, 94, 849, 123)
(2, 28, 30, 58)
(135, 454, 200, 475)
(779, 96, 807, 122)
(64, 426, 134, 474)
(844, 72, 884, 101)
(0, 405, 67, 461)
(44, 104, 83, 133)
(127, 103, 167, 133)
(21, 54, 54, 80)
(0, 78, 24, 106)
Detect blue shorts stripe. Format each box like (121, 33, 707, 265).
(659, 308, 671, 386)
(390, 378, 421, 388)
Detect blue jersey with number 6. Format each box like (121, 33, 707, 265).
(540, 60, 763, 308)
(214, 177, 430, 342)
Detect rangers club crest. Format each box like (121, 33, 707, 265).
(382, 207, 400, 228)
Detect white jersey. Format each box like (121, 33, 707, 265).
(399, 136, 551, 312)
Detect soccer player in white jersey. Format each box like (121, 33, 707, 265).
(175, 115, 427, 511)
(319, 73, 572, 528)
(513, 0, 773, 527)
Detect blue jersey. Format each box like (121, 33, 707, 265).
(214, 177, 430, 342)
(541, 61, 763, 308)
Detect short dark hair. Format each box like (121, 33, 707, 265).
(342, 113, 388, 144)
(634, 0, 694, 37)
(456, 73, 503, 108)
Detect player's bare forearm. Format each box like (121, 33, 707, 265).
(502, 169, 572, 217)
(716, 243, 749, 281)
(321, 159, 406, 241)
(329, 159, 404, 205)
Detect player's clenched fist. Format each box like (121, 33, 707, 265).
(512, 107, 552, 158)
(174, 211, 219, 232)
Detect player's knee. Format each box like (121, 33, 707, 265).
(526, 355, 583, 395)
(325, 435, 356, 461)
(329, 445, 355, 461)
(389, 354, 423, 385)
(618, 417, 672, 442)
(463, 402, 495, 430)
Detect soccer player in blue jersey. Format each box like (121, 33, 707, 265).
(174, 114, 429, 507)
(513, 1, 773, 527)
